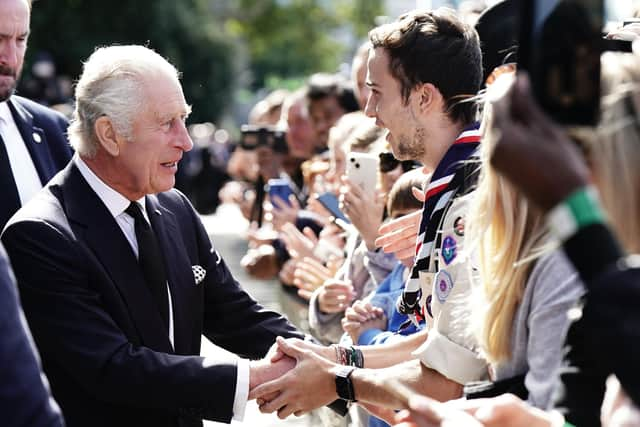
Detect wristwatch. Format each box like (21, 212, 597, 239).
(334, 365, 357, 402)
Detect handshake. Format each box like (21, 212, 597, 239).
(248, 337, 345, 419)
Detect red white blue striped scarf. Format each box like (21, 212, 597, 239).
(397, 123, 481, 324)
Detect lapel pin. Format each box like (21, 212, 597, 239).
(33, 132, 42, 143)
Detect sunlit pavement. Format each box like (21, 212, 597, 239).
(200, 204, 309, 427)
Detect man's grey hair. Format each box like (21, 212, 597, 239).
(68, 45, 180, 158)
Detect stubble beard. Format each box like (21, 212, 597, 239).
(396, 127, 427, 162)
(0, 64, 19, 103)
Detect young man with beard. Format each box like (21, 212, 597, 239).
(250, 9, 488, 420)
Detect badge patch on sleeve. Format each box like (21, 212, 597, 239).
(434, 270, 454, 303)
(441, 235, 457, 265)
(453, 216, 465, 236)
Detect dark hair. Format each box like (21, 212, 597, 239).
(387, 170, 426, 216)
(307, 73, 360, 113)
(369, 8, 482, 125)
(474, 0, 518, 83)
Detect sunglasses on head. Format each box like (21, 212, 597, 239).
(378, 152, 421, 173)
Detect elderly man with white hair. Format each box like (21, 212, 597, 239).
(1, 44, 304, 427)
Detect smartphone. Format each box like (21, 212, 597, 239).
(518, 0, 603, 126)
(316, 192, 351, 224)
(346, 152, 378, 196)
(267, 179, 294, 208)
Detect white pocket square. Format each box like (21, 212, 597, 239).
(192, 265, 207, 285)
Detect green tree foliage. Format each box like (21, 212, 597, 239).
(224, 0, 383, 90)
(25, 0, 382, 121)
(27, 0, 236, 122)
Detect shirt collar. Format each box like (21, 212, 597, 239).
(74, 154, 146, 219)
(0, 101, 13, 126)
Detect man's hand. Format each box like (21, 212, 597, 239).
(248, 354, 296, 392)
(250, 337, 339, 419)
(317, 279, 356, 314)
(375, 210, 422, 264)
(268, 337, 336, 364)
(342, 300, 386, 343)
(490, 72, 590, 212)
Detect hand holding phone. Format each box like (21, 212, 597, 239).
(316, 192, 351, 224)
(346, 152, 378, 196)
(267, 179, 294, 209)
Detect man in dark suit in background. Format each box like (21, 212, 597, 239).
(2, 44, 303, 427)
(0, 242, 65, 427)
(0, 0, 72, 230)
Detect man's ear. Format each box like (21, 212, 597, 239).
(94, 116, 121, 156)
(417, 83, 442, 113)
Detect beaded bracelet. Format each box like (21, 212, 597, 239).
(333, 345, 365, 368)
(547, 186, 605, 242)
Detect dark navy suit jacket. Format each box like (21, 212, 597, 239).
(1, 163, 303, 427)
(0, 242, 65, 427)
(0, 96, 72, 230)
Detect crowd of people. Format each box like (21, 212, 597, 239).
(1, 0, 640, 426)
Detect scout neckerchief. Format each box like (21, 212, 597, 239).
(397, 123, 481, 327)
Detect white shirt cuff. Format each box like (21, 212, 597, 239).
(232, 358, 250, 421)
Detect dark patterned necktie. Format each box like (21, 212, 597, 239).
(125, 201, 170, 331)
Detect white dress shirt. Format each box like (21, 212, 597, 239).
(73, 155, 249, 420)
(0, 101, 43, 205)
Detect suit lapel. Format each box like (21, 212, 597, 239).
(61, 164, 173, 352)
(146, 195, 196, 355)
(8, 98, 55, 185)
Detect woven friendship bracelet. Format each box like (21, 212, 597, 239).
(547, 186, 605, 242)
(349, 346, 364, 368)
(333, 345, 364, 368)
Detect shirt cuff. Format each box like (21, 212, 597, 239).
(412, 328, 487, 385)
(232, 358, 250, 421)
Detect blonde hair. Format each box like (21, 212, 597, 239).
(467, 89, 553, 363)
(588, 52, 640, 253)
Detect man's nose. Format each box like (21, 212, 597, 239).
(364, 97, 376, 118)
(176, 121, 193, 152)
